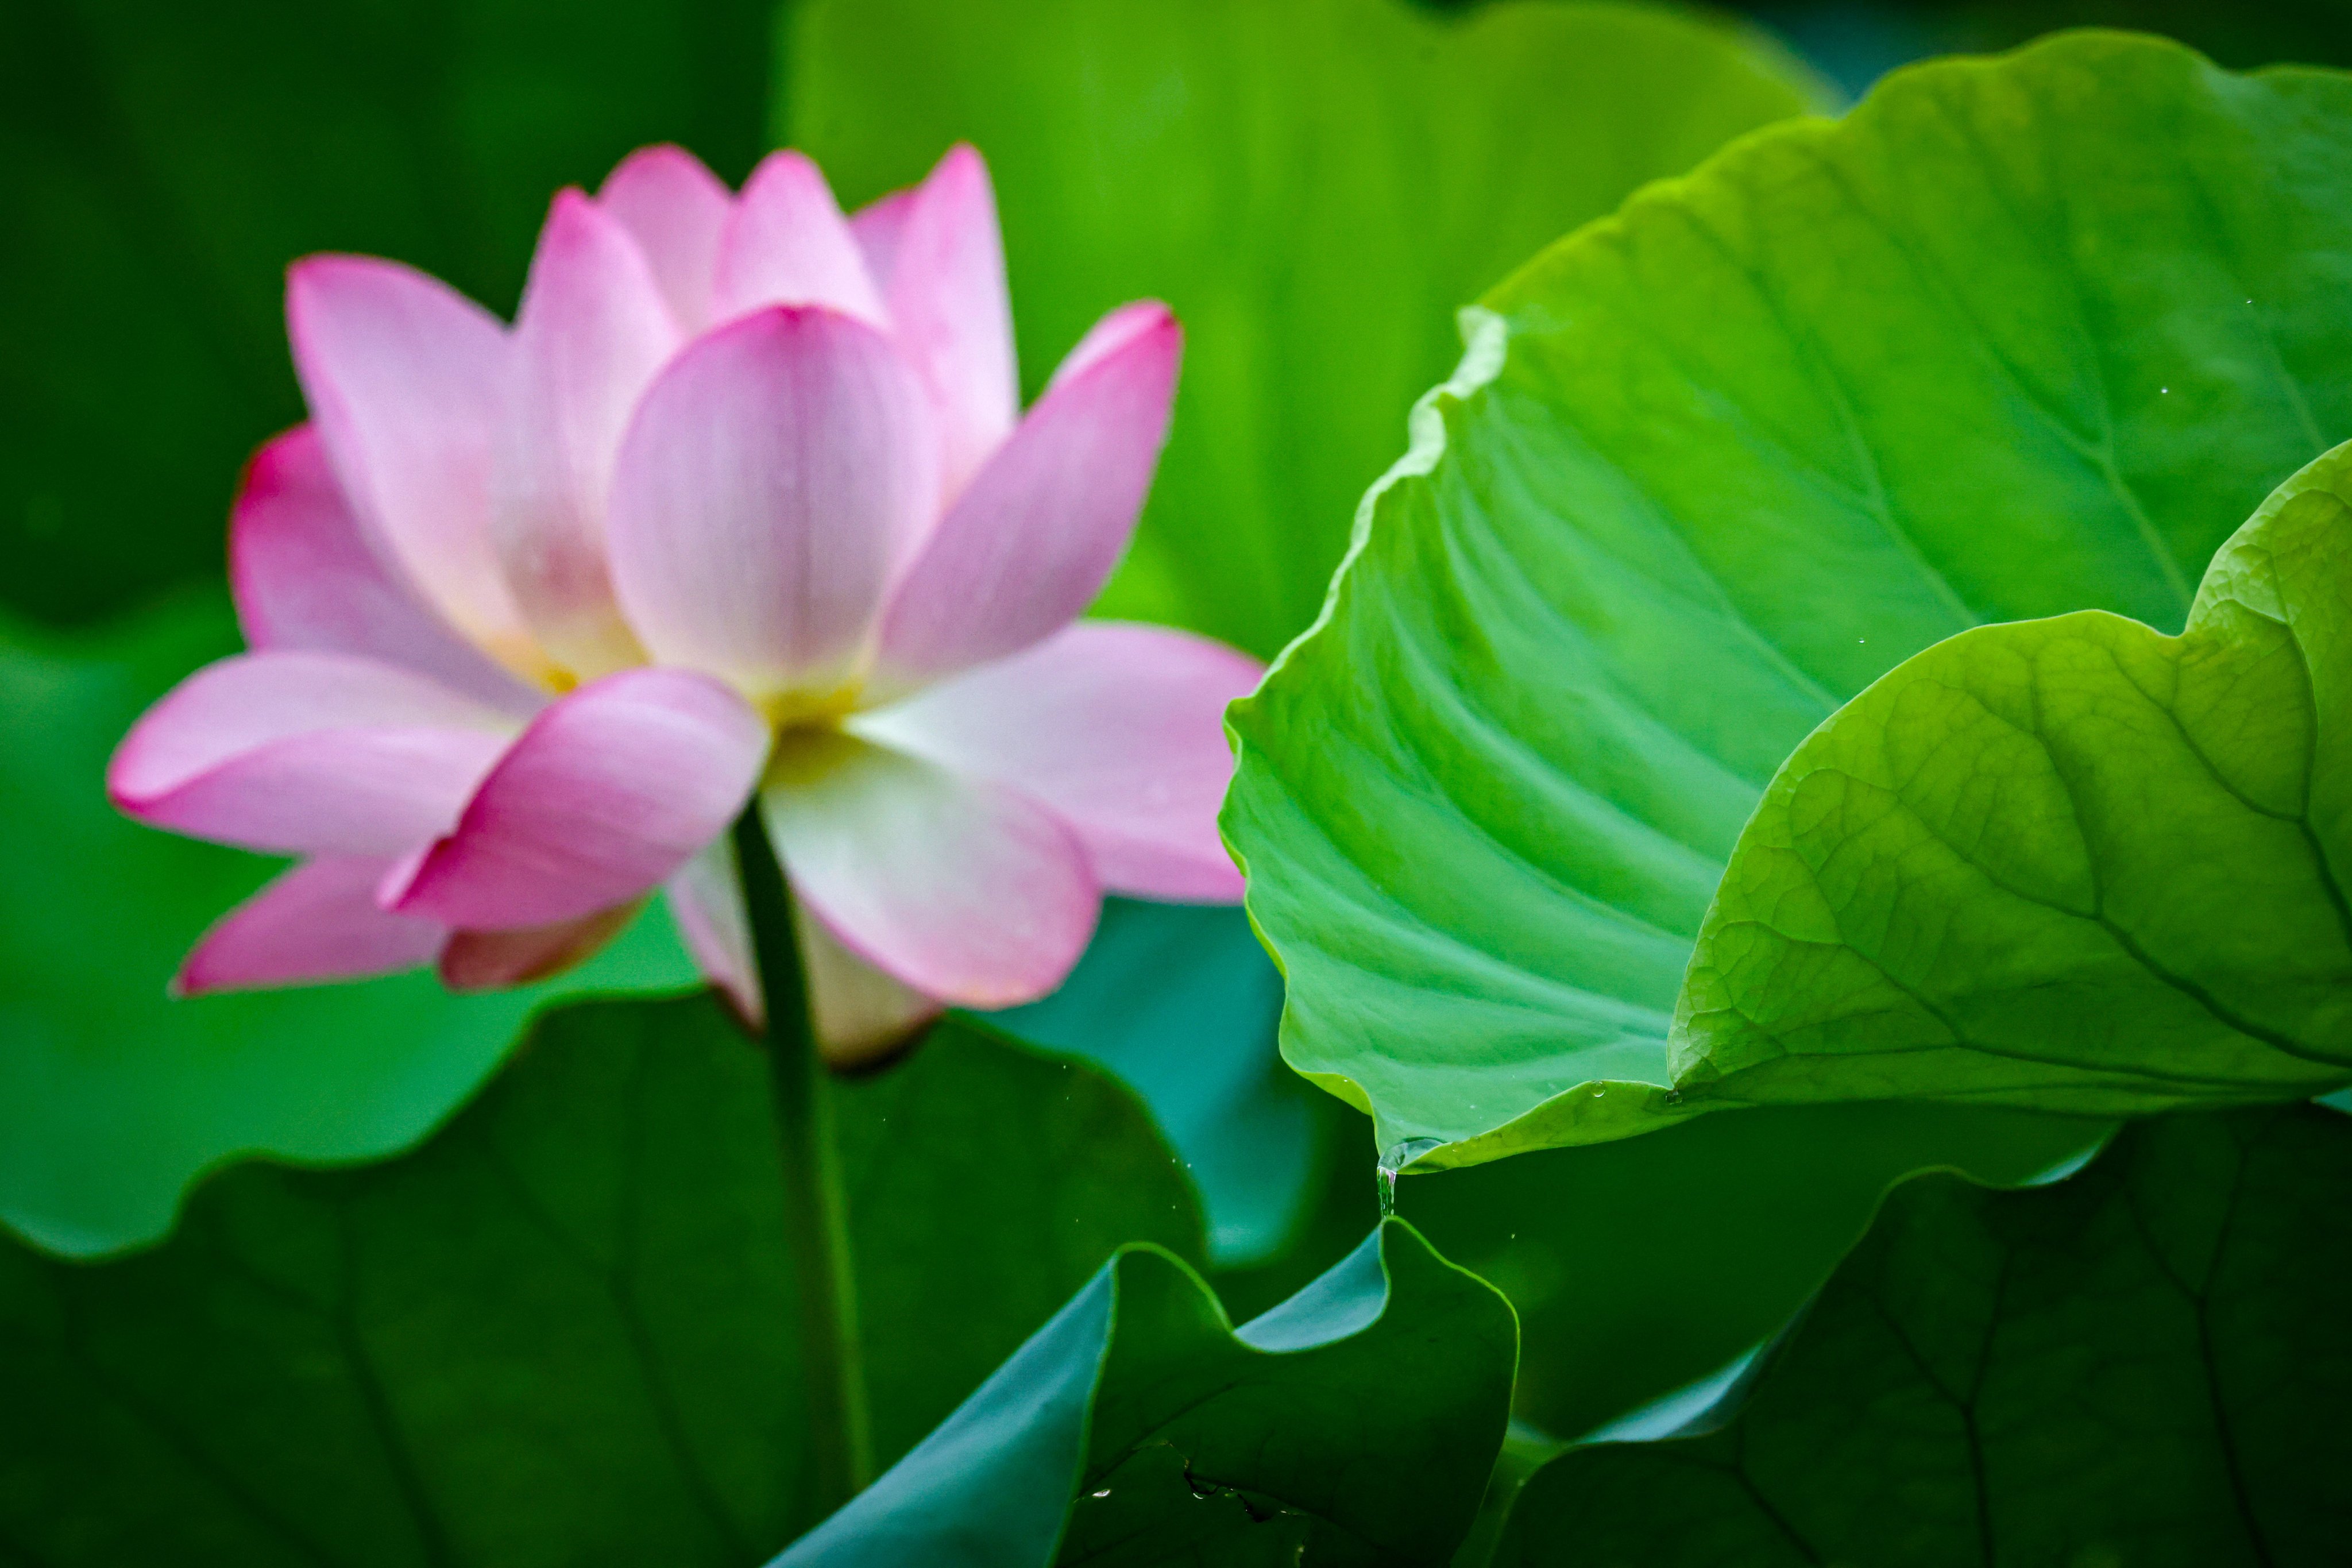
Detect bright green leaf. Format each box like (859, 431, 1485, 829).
(1225, 33, 2352, 1165)
(0, 593, 701, 1256)
(0, 995, 1205, 1562)
(784, 0, 1826, 659)
(1677, 438, 2352, 1113)
(1492, 1103, 2352, 1565)
(781, 1219, 1516, 1567)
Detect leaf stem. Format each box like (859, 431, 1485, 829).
(729, 803, 874, 1508)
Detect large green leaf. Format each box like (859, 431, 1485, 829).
(779, 1218, 1515, 1567)
(1677, 438, 2352, 1114)
(0, 995, 1205, 1562)
(1396, 1101, 2100, 1440)
(784, 0, 1826, 659)
(0, 593, 700, 1256)
(0, 0, 771, 626)
(1491, 1102, 2352, 1565)
(1225, 32, 2352, 1165)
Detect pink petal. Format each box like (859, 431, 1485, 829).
(856, 621, 1257, 901)
(801, 907, 941, 1067)
(848, 188, 917, 291)
(286, 256, 535, 667)
(605, 307, 937, 700)
(760, 732, 1098, 1009)
(597, 144, 732, 334)
(666, 838, 760, 1022)
(709, 150, 887, 329)
(387, 667, 768, 929)
(872, 304, 1180, 690)
(497, 190, 679, 679)
(110, 652, 516, 856)
(663, 840, 940, 1063)
(440, 903, 640, 990)
(1051, 299, 1177, 390)
(176, 855, 447, 995)
(872, 145, 1017, 499)
(231, 425, 540, 713)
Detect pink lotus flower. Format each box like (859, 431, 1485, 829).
(109, 143, 1261, 1063)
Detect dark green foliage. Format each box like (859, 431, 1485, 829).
(1496, 1104, 2352, 1566)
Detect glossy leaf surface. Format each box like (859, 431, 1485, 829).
(1225, 33, 2352, 1163)
(786, 0, 1825, 659)
(781, 1219, 1516, 1567)
(0, 995, 1203, 1562)
(1494, 1103, 2352, 1566)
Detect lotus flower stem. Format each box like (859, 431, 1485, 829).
(729, 802, 875, 1504)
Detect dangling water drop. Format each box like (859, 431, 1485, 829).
(1376, 1137, 1445, 1217)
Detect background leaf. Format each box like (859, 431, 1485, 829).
(781, 1219, 1516, 1567)
(1677, 437, 2352, 1114)
(987, 899, 1320, 1268)
(784, 0, 1828, 659)
(1492, 1102, 2352, 1566)
(1395, 1101, 2101, 1440)
(0, 995, 1204, 1563)
(0, 0, 771, 627)
(1225, 32, 2352, 1165)
(0, 594, 700, 1256)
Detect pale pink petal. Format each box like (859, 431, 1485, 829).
(663, 839, 941, 1063)
(873, 145, 1017, 498)
(1050, 300, 1177, 390)
(759, 732, 1097, 1009)
(801, 909, 941, 1067)
(597, 144, 731, 334)
(496, 190, 679, 678)
(855, 622, 1256, 901)
(848, 188, 916, 291)
(231, 425, 541, 713)
(285, 256, 536, 669)
(440, 902, 640, 991)
(709, 150, 887, 329)
(176, 855, 446, 995)
(109, 652, 516, 855)
(666, 838, 760, 1022)
(386, 667, 768, 929)
(872, 304, 1180, 689)
(605, 307, 937, 700)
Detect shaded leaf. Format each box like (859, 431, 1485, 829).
(0, 0, 771, 624)
(1224, 32, 2352, 1164)
(785, 0, 1826, 659)
(1675, 438, 2352, 1112)
(781, 1219, 1515, 1567)
(0, 592, 698, 1256)
(0, 995, 1205, 1563)
(1493, 1103, 2352, 1566)
(987, 898, 1319, 1267)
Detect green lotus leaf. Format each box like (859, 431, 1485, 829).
(1675, 438, 2352, 1113)
(785, 0, 1826, 659)
(0, 995, 1204, 1562)
(1491, 1103, 2352, 1565)
(1224, 32, 2352, 1165)
(778, 1218, 1515, 1567)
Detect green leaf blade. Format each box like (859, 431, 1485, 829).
(1677, 441, 2352, 1112)
(1223, 32, 2352, 1162)
(1492, 1103, 2352, 1565)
